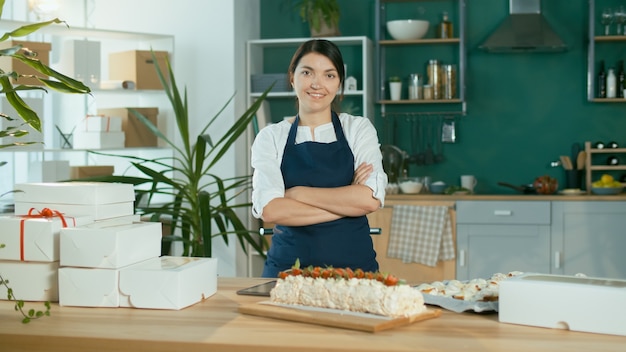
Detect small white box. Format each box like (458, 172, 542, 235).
(58, 39, 101, 89)
(28, 160, 71, 182)
(80, 115, 123, 132)
(73, 131, 125, 149)
(60, 222, 161, 269)
(499, 273, 626, 336)
(15, 201, 134, 220)
(0, 261, 59, 302)
(119, 256, 218, 310)
(0, 214, 93, 261)
(58, 267, 119, 307)
(13, 182, 135, 205)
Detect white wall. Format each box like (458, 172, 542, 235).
(3, 0, 261, 276)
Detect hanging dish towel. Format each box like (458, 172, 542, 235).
(387, 205, 455, 267)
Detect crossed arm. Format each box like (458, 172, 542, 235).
(261, 162, 381, 226)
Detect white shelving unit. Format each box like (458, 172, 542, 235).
(0, 20, 175, 200)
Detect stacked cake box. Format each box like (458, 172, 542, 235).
(1, 182, 217, 309)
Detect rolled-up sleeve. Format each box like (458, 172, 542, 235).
(251, 124, 287, 219)
(341, 114, 388, 208)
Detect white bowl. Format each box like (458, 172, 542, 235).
(399, 177, 423, 194)
(386, 20, 429, 40)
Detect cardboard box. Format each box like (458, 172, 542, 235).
(0, 261, 59, 302)
(80, 115, 123, 132)
(119, 256, 218, 310)
(60, 222, 162, 269)
(0, 214, 93, 262)
(28, 160, 70, 182)
(13, 182, 135, 205)
(73, 131, 125, 149)
(70, 165, 115, 179)
(58, 267, 120, 307)
(0, 40, 52, 86)
(499, 273, 626, 336)
(108, 50, 169, 90)
(96, 107, 158, 147)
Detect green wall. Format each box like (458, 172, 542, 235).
(260, 0, 626, 194)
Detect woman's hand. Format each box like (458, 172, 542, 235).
(352, 162, 373, 186)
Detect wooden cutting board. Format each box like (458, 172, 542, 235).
(238, 302, 441, 333)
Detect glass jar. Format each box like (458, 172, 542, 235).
(427, 60, 442, 99)
(423, 84, 433, 100)
(442, 64, 457, 99)
(408, 73, 422, 100)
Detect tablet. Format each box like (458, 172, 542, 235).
(236, 280, 277, 297)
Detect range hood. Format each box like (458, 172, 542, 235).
(479, 0, 567, 53)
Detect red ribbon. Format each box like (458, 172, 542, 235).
(19, 208, 76, 261)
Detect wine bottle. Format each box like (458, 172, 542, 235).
(598, 60, 607, 98)
(607, 67, 617, 98)
(618, 60, 625, 98)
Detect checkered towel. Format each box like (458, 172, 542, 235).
(387, 205, 455, 267)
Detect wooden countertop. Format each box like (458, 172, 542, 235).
(1, 277, 624, 352)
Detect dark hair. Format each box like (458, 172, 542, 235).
(288, 39, 345, 110)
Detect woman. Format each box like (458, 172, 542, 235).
(251, 39, 387, 278)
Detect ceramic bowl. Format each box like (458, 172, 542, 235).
(398, 177, 423, 194)
(429, 182, 446, 194)
(591, 186, 624, 195)
(386, 20, 429, 40)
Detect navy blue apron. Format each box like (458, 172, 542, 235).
(262, 112, 378, 278)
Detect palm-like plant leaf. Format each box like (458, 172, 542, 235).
(80, 50, 272, 259)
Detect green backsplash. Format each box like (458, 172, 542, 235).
(260, 0, 626, 194)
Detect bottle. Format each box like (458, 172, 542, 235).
(598, 60, 607, 98)
(618, 60, 625, 98)
(437, 12, 453, 39)
(607, 68, 617, 98)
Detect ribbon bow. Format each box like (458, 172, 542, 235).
(19, 208, 75, 261)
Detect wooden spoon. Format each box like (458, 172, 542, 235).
(576, 151, 587, 170)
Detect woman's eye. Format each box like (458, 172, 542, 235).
(327, 74, 336, 79)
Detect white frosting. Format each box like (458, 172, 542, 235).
(270, 275, 426, 318)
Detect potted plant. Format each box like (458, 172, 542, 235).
(88, 51, 270, 259)
(293, 0, 341, 37)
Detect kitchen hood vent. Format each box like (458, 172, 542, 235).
(479, 0, 567, 53)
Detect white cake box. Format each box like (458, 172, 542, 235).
(81, 115, 123, 132)
(73, 131, 125, 149)
(119, 256, 218, 310)
(60, 221, 161, 269)
(58, 266, 120, 307)
(499, 273, 626, 336)
(13, 182, 135, 220)
(0, 214, 93, 262)
(0, 261, 59, 302)
(15, 201, 134, 221)
(13, 182, 134, 205)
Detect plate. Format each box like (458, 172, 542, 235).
(559, 188, 585, 196)
(421, 294, 498, 313)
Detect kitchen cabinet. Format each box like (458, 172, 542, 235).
(0, 20, 175, 199)
(245, 36, 374, 124)
(551, 201, 626, 279)
(375, 0, 467, 115)
(584, 141, 626, 192)
(587, 0, 626, 102)
(366, 199, 456, 284)
(455, 201, 552, 281)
